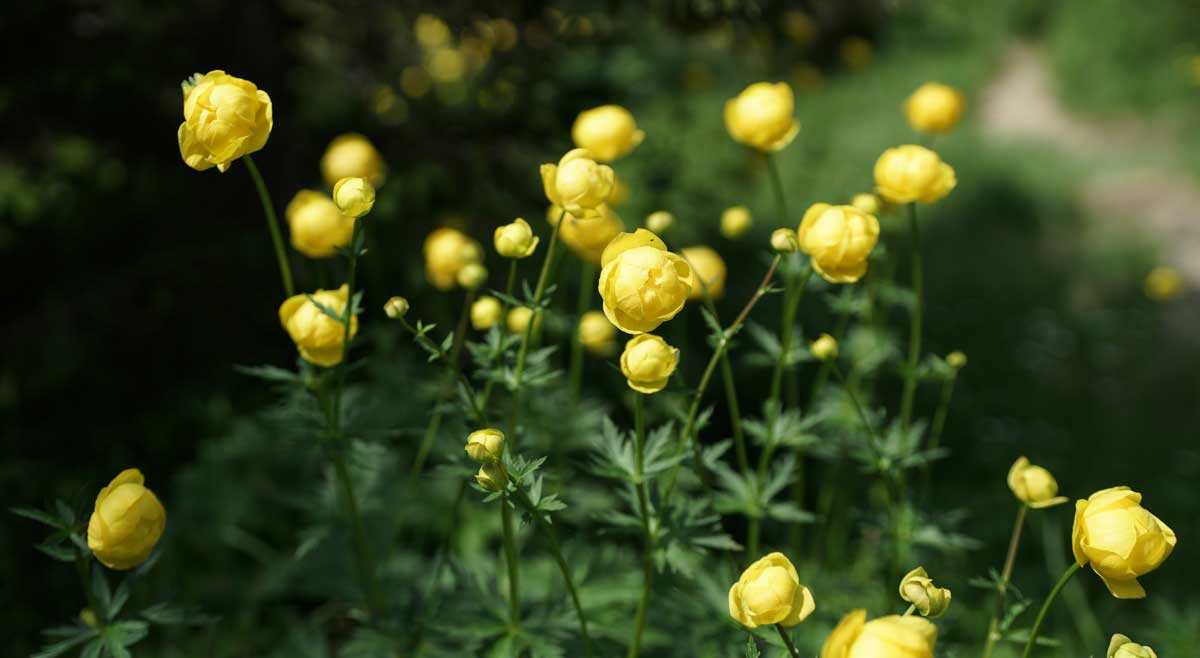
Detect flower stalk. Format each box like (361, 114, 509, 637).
(242, 155, 295, 297)
(1021, 562, 1082, 658)
(899, 202, 924, 435)
(982, 504, 1028, 658)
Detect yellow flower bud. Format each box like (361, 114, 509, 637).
(850, 192, 883, 216)
(471, 296, 502, 330)
(414, 14, 450, 48)
(946, 351, 967, 369)
(579, 311, 616, 356)
(620, 334, 679, 394)
(551, 205, 626, 264)
(724, 82, 800, 152)
(494, 217, 540, 259)
(874, 145, 956, 205)
(1108, 634, 1157, 658)
(810, 334, 838, 361)
(1072, 486, 1176, 599)
(797, 203, 880, 284)
(1007, 456, 1068, 509)
(465, 428, 505, 463)
(904, 82, 967, 134)
(898, 567, 952, 618)
(278, 284, 358, 367)
(423, 227, 482, 290)
(721, 206, 753, 239)
(177, 71, 273, 173)
(475, 462, 508, 491)
(457, 263, 488, 290)
(728, 552, 815, 628)
(332, 177, 376, 218)
(1144, 266, 1184, 301)
(286, 190, 356, 258)
(383, 296, 410, 319)
(507, 307, 540, 335)
(320, 133, 386, 188)
(680, 246, 727, 300)
(771, 228, 799, 253)
(571, 104, 645, 162)
(598, 229, 692, 334)
(80, 608, 99, 628)
(86, 469, 166, 571)
(820, 610, 937, 658)
(540, 148, 615, 218)
(645, 210, 674, 234)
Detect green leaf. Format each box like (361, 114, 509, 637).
(744, 635, 762, 658)
(92, 566, 112, 619)
(31, 630, 97, 658)
(234, 364, 301, 384)
(35, 540, 76, 563)
(11, 506, 62, 528)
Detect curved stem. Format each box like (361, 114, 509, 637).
(903, 603, 917, 617)
(899, 203, 924, 436)
(477, 260, 520, 421)
(774, 624, 801, 658)
(75, 546, 100, 621)
(982, 505, 1028, 658)
(1021, 562, 1082, 658)
(330, 448, 382, 615)
(242, 155, 295, 297)
(921, 372, 958, 499)
(500, 494, 521, 627)
(411, 291, 474, 475)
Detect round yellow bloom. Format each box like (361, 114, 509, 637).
(874, 145, 956, 204)
(178, 71, 273, 173)
(850, 193, 883, 216)
(598, 229, 692, 334)
(1072, 486, 1176, 599)
(797, 203, 880, 284)
(898, 567, 952, 618)
(540, 148, 615, 218)
(424, 227, 482, 290)
(383, 296, 410, 319)
(320, 133, 386, 188)
(771, 228, 799, 253)
(494, 217, 540, 259)
(278, 284, 358, 367)
(946, 351, 967, 369)
(475, 462, 508, 491)
(1007, 456, 1068, 509)
(579, 311, 616, 356)
(1108, 634, 1157, 658)
(645, 210, 674, 234)
(507, 306, 540, 335)
(571, 105, 645, 162)
(332, 177, 376, 218)
(457, 263, 488, 290)
(728, 552, 815, 628)
(821, 610, 937, 658)
(811, 334, 838, 361)
(471, 296, 502, 330)
(551, 205, 626, 264)
(721, 206, 753, 239)
(620, 334, 679, 394)
(904, 82, 967, 134)
(1144, 266, 1184, 301)
(286, 190, 355, 259)
(680, 246, 727, 300)
(414, 14, 451, 48)
(465, 428, 505, 463)
(724, 82, 800, 152)
(86, 469, 166, 571)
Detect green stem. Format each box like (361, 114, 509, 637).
(628, 392, 654, 658)
(332, 218, 364, 424)
(1021, 562, 1082, 658)
(477, 260, 520, 420)
(809, 301, 854, 404)
(330, 448, 382, 615)
(411, 290, 474, 475)
(766, 153, 789, 226)
(903, 603, 917, 617)
(921, 373, 958, 499)
(500, 493, 521, 627)
(627, 550, 654, 658)
(75, 546, 100, 620)
(242, 154, 295, 297)
(767, 263, 811, 417)
(568, 260, 595, 408)
(899, 203, 924, 436)
(830, 365, 885, 457)
(774, 624, 802, 658)
(982, 505, 1028, 658)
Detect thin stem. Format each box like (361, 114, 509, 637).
(568, 260, 595, 408)
(766, 153, 789, 227)
(830, 365, 885, 457)
(920, 373, 958, 500)
(774, 624, 802, 658)
(627, 550, 654, 658)
(330, 448, 382, 615)
(899, 203, 924, 436)
(411, 291, 474, 475)
(500, 494, 521, 627)
(477, 260, 520, 420)
(1021, 562, 1082, 658)
(242, 154, 295, 297)
(628, 392, 654, 658)
(767, 263, 811, 417)
(332, 218, 364, 424)
(75, 546, 100, 620)
(982, 505, 1028, 658)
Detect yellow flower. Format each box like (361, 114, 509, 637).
(177, 71, 273, 173)
(728, 552, 815, 628)
(645, 210, 674, 234)
(771, 228, 799, 253)
(620, 334, 679, 394)
(874, 145, 956, 204)
(286, 190, 355, 258)
(579, 311, 616, 355)
(1144, 266, 1184, 301)
(1072, 486, 1176, 599)
(898, 567, 952, 618)
(471, 296, 502, 330)
(383, 296, 410, 319)
(86, 469, 166, 571)
(475, 462, 508, 491)
(494, 218, 540, 259)
(598, 229, 692, 334)
(904, 82, 967, 134)
(850, 193, 883, 216)
(465, 428, 505, 463)
(423, 227, 482, 290)
(1108, 634, 1157, 658)
(571, 104, 645, 162)
(457, 263, 488, 290)
(332, 177, 376, 218)
(680, 246, 727, 300)
(724, 82, 800, 152)
(278, 284, 357, 367)
(414, 14, 451, 48)
(320, 133, 386, 188)
(540, 148, 615, 218)
(821, 610, 937, 658)
(551, 205, 626, 264)
(1007, 456, 1068, 509)
(810, 334, 838, 361)
(946, 351, 967, 369)
(721, 206, 753, 239)
(507, 307, 540, 335)
(609, 174, 630, 207)
(797, 203, 880, 284)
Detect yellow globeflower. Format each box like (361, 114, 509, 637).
(414, 14, 451, 48)
(680, 246, 727, 300)
(540, 148, 615, 218)
(320, 133, 386, 188)
(645, 210, 674, 234)
(177, 71, 273, 173)
(721, 206, 753, 239)
(821, 610, 937, 658)
(475, 462, 508, 491)
(383, 296, 410, 319)
(457, 263, 488, 290)
(810, 334, 838, 361)
(874, 145, 956, 204)
(471, 296, 502, 330)
(332, 177, 375, 218)
(728, 552, 815, 628)
(771, 228, 799, 253)
(946, 351, 967, 369)
(507, 306, 540, 335)
(279, 284, 357, 367)
(898, 567, 952, 618)
(423, 227, 482, 290)
(1007, 456, 1069, 509)
(465, 428, 505, 463)
(286, 190, 355, 259)
(797, 203, 880, 284)
(579, 311, 616, 356)
(619, 334, 679, 394)
(850, 192, 883, 216)
(571, 104, 645, 162)
(494, 217, 540, 259)
(904, 82, 967, 134)
(552, 205, 626, 264)
(1144, 266, 1184, 301)
(724, 82, 800, 152)
(1108, 634, 1157, 658)
(86, 469, 166, 571)
(598, 229, 692, 334)
(1072, 486, 1176, 599)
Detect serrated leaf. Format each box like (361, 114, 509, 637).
(11, 506, 62, 528)
(234, 364, 301, 384)
(32, 631, 97, 658)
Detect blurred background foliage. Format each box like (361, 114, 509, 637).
(4, 0, 1200, 655)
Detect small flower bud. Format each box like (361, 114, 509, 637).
(1008, 457, 1068, 509)
(494, 218, 540, 259)
(332, 176, 376, 218)
(1108, 634, 1157, 658)
(506, 307, 540, 335)
(465, 428, 505, 463)
(1144, 266, 1184, 301)
(645, 210, 674, 234)
(620, 334, 679, 394)
(899, 567, 952, 618)
(456, 263, 488, 290)
(771, 228, 799, 253)
(810, 333, 838, 361)
(383, 296, 410, 319)
(720, 206, 752, 239)
(850, 192, 883, 216)
(475, 462, 508, 491)
(946, 351, 967, 369)
(470, 296, 502, 330)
